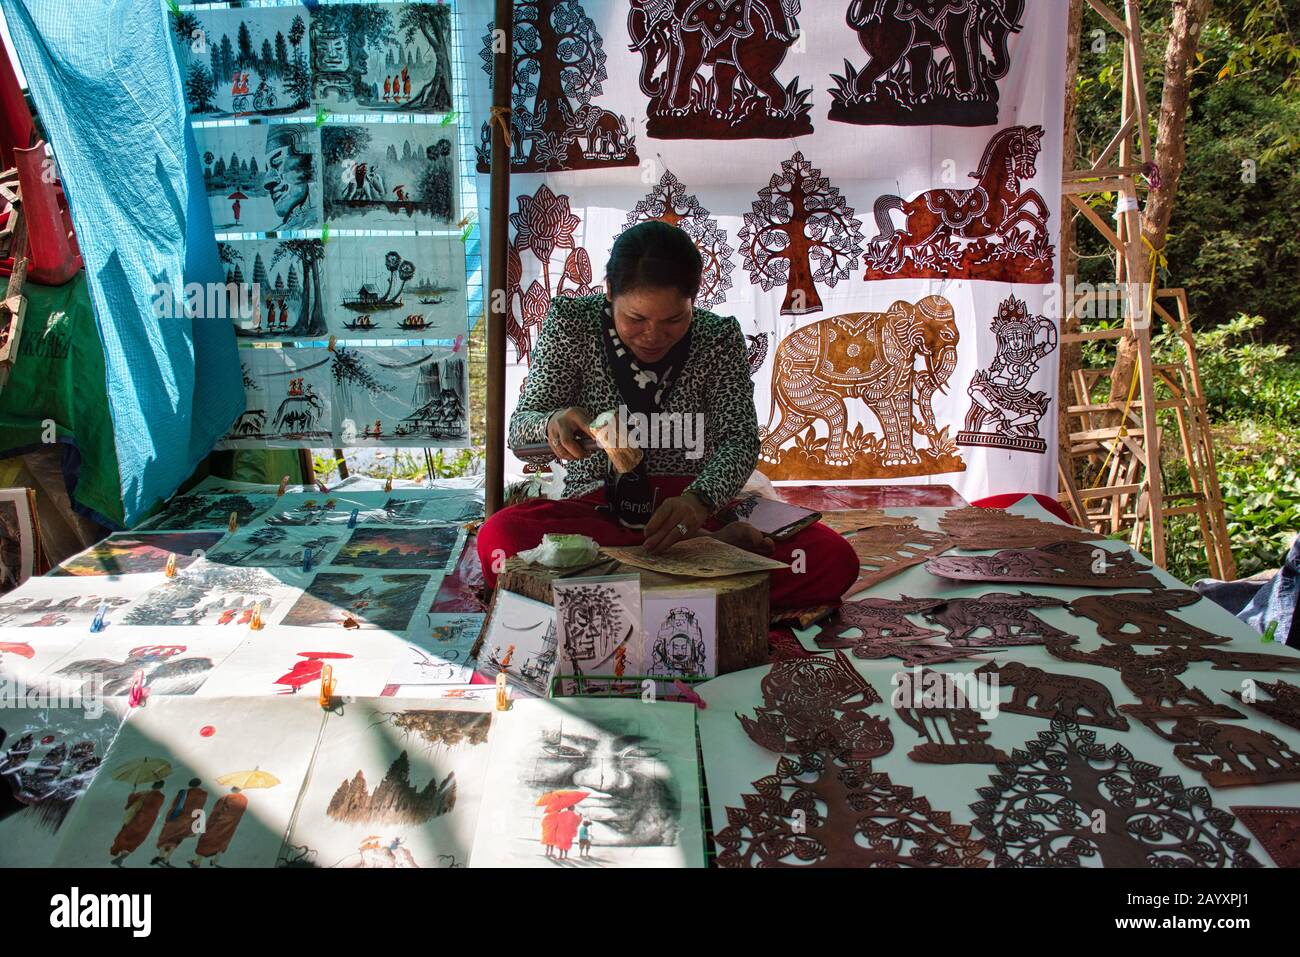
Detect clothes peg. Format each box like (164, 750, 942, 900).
(277, 475, 291, 496)
(127, 670, 149, 708)
(302, 547, 313, 573)
(89, 601, 109, 634)
(384, 475, 393, 492)
(164, 553, 177, 578)
(673, 680, 706, 710)
(319, 663, 337, 709)
(249, 603, 264, 631)
(228, 511, 239, 533)
(316, 480, 329, 494)
(347, 508, 359, 528)
(495, 672, 510, 711)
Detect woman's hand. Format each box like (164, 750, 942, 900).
(643, 492, 710, 554)
(547, 407, 593, 461)
(710, 521, 776, 556)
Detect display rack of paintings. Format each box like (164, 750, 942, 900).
(174, 0, 473, 452)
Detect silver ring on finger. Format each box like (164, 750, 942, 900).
(674, 522, 689, 536)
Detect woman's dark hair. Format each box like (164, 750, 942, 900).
(605, 221, 703, 301)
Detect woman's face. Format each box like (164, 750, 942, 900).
(609, 287, 693, 364)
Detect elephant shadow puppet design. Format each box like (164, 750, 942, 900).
(629, 0, 813, 139)
(758, 295, 965, 480)
(831, 0, 1026, 127)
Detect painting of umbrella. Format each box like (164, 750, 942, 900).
(274, 651, 353, 694)
(217, 768, 280, 791)
(536, 790, 589, 811)
(112, 758, 174, 787)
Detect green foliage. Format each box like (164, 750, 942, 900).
(359, 447, 485, 481)
(1073, 0, 1300, 342)
(1155, 313, 1298, 423)
(312, 454, 347, 484)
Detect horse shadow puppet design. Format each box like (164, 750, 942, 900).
(863, 124, 1054, 282)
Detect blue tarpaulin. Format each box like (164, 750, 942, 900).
(1, 0, 243, 526)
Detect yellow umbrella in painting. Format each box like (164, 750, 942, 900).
(111, 758, 173, 786)
(216, 768, 281, 790)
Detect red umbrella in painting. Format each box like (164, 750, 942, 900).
(535, 790, 590, 811)
(274, 652, 352, 694)
(228, 190, 249, 226)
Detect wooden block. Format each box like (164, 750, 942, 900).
(499, 556, 770, 676)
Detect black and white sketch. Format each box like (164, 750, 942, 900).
(644, 592, 717, 679)
(171, 5, 312, 118)
(197, 124, 321, 233)
(310, 3, 454, 114)
(324, 237, 466, 339)
(321, 124, 457, 229)
(332, 346, 469, 447)
(552, 575, 642, 678)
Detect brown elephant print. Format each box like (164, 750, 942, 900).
(758, 296, 966, 480)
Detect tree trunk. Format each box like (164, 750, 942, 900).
(1107, 0, 1212, 406)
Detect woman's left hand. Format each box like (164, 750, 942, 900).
(643, 493, 710, 554)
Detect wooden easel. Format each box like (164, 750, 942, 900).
(1058, 0, 1234, 578)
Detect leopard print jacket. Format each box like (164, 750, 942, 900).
(510, 294, 760, 512)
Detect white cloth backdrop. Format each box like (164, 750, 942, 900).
(460, 0, 1067, 500)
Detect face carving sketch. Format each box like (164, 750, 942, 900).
(759, 296, 963, 479)
(525, 716, 682, 859)
(957, 296, 1059, 453)
(650, 607, 707, 678)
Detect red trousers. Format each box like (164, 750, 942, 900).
(476, 476, 859, 610)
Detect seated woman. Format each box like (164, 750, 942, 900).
(476, 221, 859, 610)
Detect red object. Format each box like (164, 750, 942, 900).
(475, 475, 860, 610)
(200, 726, 215, 738)
(0, 43, 33, 170)
(775, 484, 967, 511)
(971, 493, 1075, 526)
(13, 142, 83, 285)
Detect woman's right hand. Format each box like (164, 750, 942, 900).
(547, 407, 594, 461)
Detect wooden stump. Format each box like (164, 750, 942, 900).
(498, 557, 771, 676)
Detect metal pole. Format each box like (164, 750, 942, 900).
(484, 0, 512, 516)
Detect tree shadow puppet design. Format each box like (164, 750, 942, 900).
(971, 718, 1260, 867)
